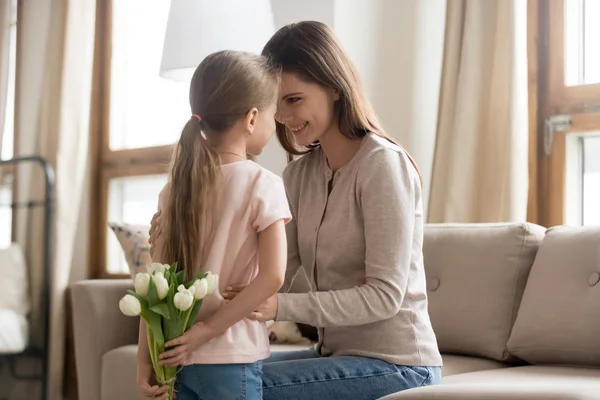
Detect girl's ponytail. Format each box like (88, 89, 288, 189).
(161, 50, 280, 279)
(164, 116, 220, 281)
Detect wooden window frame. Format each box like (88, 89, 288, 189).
(532, 0, 600, 227)
(89, 0, 172, 279)
(546, 0, 600, 115)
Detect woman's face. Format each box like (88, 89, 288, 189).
(276, 72, 339, 147)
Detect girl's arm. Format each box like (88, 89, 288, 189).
(148, 186, 170, 264)
(136, 187, 170, 394)
(137, 320, 153, 372)
(139, 186, 168, 365)
(203, 219, 287, 335)
(276, 149, 418, 327)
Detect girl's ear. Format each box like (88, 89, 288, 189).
(245, 108, 259, 134)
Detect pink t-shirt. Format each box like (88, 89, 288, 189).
(160, 160, 291, 365)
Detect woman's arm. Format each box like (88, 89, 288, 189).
(276, 150, 418, 327)
(280, 182, 302, 293)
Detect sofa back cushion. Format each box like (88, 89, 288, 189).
(424, 223, 546, 362)
(507, 225, 600, 366)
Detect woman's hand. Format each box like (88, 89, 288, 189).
(148, 211, 162, 258)
(159, 322, 216, 367)
(223, 285, 278, 322)
(137, 362, 170, 399)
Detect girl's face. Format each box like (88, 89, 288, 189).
(246, 96, 278, 156)
(276, 72, 340, 147)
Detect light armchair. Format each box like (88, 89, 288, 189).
(71, 279, 139, 400)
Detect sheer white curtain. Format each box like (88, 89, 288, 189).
(15, 0, 96, 397)
(427, 0, 529, 223)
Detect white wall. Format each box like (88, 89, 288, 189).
(259, 0, 446, 216)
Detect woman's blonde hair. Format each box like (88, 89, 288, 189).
(262, 21, 421, 180)
(163, 50, 279, 279)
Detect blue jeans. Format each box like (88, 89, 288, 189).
(262, 349, 441, 400)
(176, 361, 263, 400)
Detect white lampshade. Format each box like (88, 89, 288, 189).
(160, 0, 276, 82)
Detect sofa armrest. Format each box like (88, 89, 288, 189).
(71, 279, 139, 400)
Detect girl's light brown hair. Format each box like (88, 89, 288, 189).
(261, 21, 421, 180)
(163, 50, 279, 280)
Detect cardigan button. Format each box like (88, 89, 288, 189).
(588, 272, 600, 287)
(428, 277, 440, 291)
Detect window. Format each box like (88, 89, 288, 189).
(92, 0, 186, 277)
(535, 0, 600, 227)
(0, 0, 17, 249)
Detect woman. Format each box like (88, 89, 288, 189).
(150, 21, 442, 400)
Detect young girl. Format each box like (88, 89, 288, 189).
(137, 50, 290, 400)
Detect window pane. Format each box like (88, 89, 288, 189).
(565, 0, 600, 86)
(109, 0, 189, 151)
(582, 135, 600, 225)
(106, 174, 168, 274)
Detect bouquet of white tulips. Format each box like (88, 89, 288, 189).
(119, 262, 218, 399)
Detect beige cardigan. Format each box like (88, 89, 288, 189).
(276, 133, 443, 367)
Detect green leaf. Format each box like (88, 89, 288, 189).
(186, 299, 203, 330)
(141, 310, 164, 346)
(166, 280, 176, 307)
(176, 271, 186, 286)
(147, 276, 159, 307)
(170, 269, 179, 289)
(163, 300, 183, 342)
(149, 303, 170, 319)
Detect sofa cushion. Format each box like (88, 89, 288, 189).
(441, 354, 509, 377)
(507, 226, 600, 366)
(379, 365, 600, 399)
(101, 345, 138, 400)
(423, 223, 545, 362)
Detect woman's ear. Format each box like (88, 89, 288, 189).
(332, 88, 341, 101)
(245, 108, 259, 134)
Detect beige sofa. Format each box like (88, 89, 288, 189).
(72, 223, 600, 400)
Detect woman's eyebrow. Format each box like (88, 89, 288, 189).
(281, 92, 303, 100)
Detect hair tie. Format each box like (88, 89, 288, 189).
(191, 114, 201, 121)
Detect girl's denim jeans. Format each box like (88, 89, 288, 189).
(176, 361, 263, 400)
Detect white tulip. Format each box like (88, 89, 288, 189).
(174, 285, 194, 311)
(193, 279, 208, 300)
(205, 272, 219, 295)
(119, 294, 142, 316)
(147, 262, 170, 275)
(134, 273, 151, 297)
(154, 272, 169, 300)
